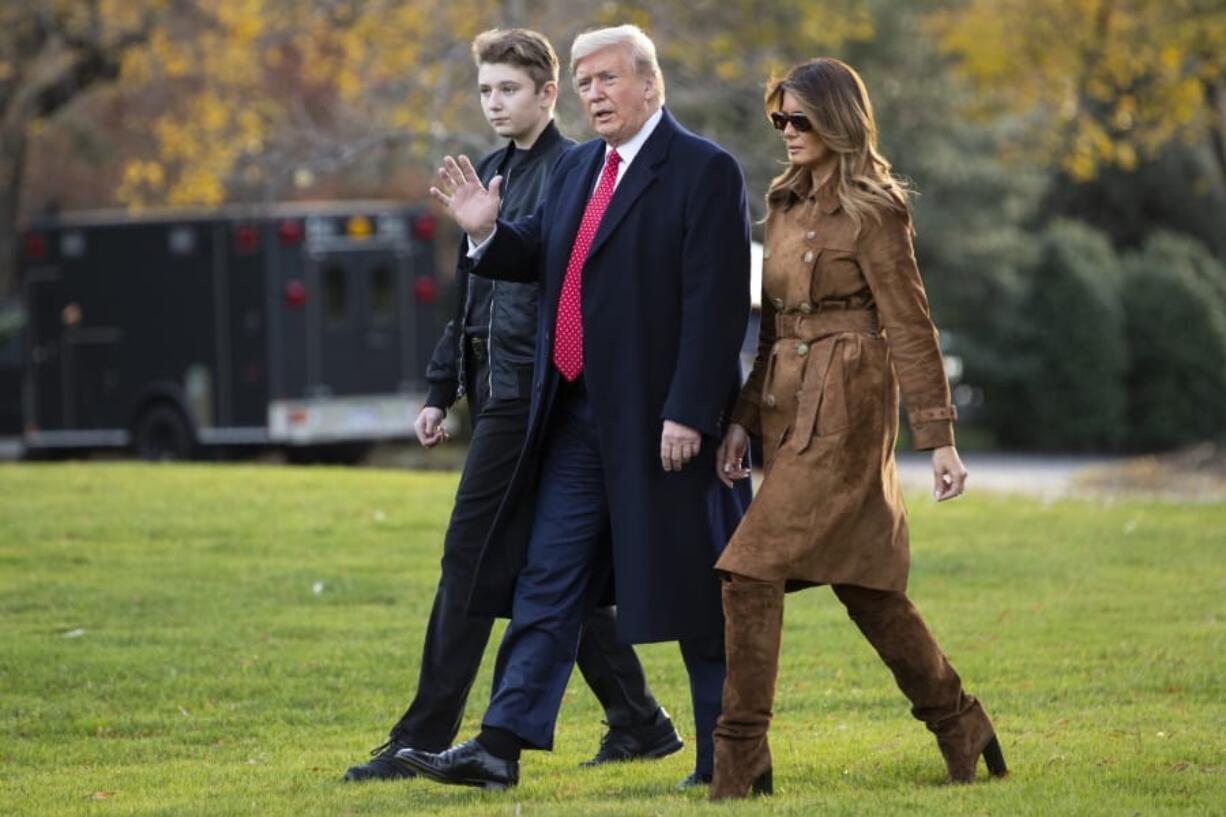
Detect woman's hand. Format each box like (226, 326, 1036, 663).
(716, 423, 752, 488)
(932, 445, 967, 501)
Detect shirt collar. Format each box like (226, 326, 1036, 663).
(788, 172, 841, 214)
(603, 106, 663, 168)
(815, 180, 841, 214)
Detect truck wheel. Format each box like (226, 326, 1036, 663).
(21, 446, 72, 461)
(134, 404, 195, 461)
(317, 442, 373, 465)
(285, 442, 372, 466)
(284, 446, 320, 465)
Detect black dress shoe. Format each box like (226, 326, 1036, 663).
(343, 739, 418, 782)
(581, 708, 684, 766)
(395, 739, 518, 790)
(676, 771, 712, 790)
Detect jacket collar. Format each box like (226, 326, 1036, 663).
(787, 172, 841, 215)
(496, 119, 565, 173)
(521, 119, 565, 162)
(815, 180, 841, 214)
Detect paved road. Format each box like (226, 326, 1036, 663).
(895, 452, 1121, 498)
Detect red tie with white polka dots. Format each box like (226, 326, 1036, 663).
(553, 148, 621, 381)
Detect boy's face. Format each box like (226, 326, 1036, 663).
(477, 62, 554, 142)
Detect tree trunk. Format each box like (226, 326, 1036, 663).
(0, 116, 28, 298)
(0, 9, 152, 295)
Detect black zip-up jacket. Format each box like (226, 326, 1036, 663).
(424, 121, 573, 409)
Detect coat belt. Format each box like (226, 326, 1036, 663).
(774, 307, 879, 340)
(771, 308, 878, 453)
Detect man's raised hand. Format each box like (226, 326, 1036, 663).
(429, 155, 502, 244)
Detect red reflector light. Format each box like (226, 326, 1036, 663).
(278, 219, 304, 244)
(23, 233, 47, 261)
(284, 279, 307, 308)
(413, 275, 438, 304)
(412, 214, 437, 241)
(288, 409, 309, 426)
(235, 224, 259, 252)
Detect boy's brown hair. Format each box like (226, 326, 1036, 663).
(471, 28, 559, 91)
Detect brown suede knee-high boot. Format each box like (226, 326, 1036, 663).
(709, 574, 783, 800)
(832, 584, 1007, 783)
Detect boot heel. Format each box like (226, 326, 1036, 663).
(751, 768, 773, 796)
(982, 735, 1008, 778)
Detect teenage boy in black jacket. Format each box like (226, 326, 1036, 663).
(344, 28, 679, 782)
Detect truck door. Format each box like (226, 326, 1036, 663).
(26, 275, 66, 430)
(0, 299, 24, 435)
(310, 251, 406, 396)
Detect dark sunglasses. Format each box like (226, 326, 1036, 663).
(770, 111, 813, 132)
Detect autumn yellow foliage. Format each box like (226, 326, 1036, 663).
(930, 0, 1226, 179)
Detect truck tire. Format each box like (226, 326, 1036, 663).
(318, 442, 373, 465)
(284, 442, 372, 466)
(133, 404, 195, 461)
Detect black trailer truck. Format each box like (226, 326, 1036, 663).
(17, 202, 443, 462)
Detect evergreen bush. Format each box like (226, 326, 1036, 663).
(985, 220, 1127, 450)
(1121, 234, 1226, 450)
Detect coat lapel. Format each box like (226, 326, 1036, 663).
(585, 108, 677, 262)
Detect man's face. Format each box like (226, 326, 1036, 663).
(477, 62, 553, 141)
(573, 45, 656, 147)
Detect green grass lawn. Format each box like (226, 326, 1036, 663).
(1, 463, 1222, 816)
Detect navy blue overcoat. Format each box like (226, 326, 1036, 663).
(466, 109, 752, 644)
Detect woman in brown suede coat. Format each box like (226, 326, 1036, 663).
(708, 58, 1008, 800)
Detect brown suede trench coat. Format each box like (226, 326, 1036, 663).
(715, 180, 956, 592)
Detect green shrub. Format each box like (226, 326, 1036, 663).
(1132, 231, 1226, 305)
(985, 220, 1127, 450)
(1122, 234, 1226, 450)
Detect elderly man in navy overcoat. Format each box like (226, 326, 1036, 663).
(398, 23, 752, 791)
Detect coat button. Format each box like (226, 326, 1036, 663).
(797, 343, 809, 356)
(799, 302, 813, 314)
(765, 394, 776, 408)
(772, 297, 784, 309)
(806, 230, 816, 240)
(803, 250, 815, 263)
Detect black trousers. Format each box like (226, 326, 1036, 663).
(390, 360, 661, 751)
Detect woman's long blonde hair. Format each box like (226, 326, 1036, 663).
(765, 58, 910, 230)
